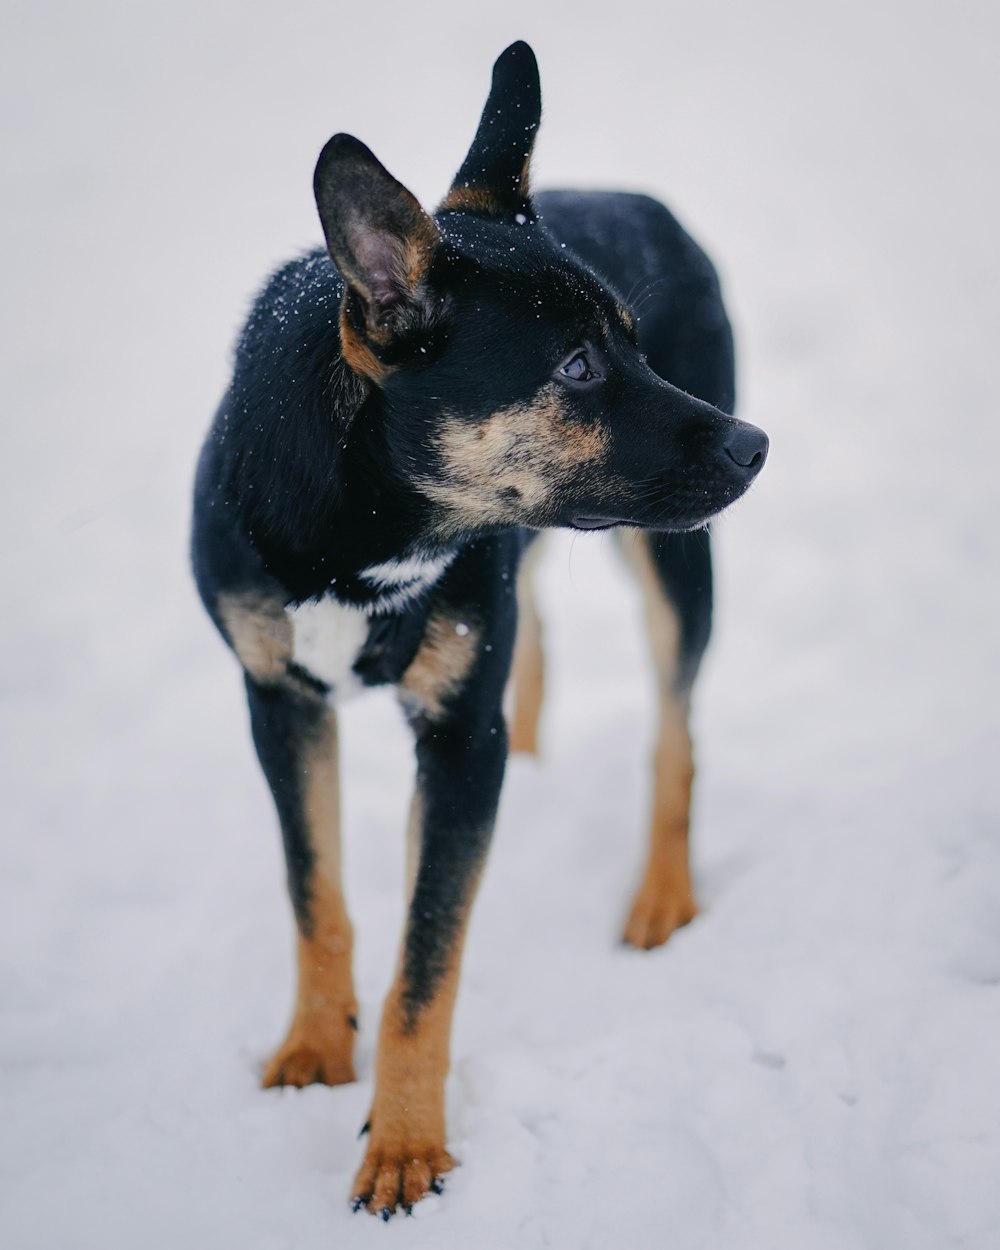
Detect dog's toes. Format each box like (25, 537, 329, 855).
(370, 1161, 403, 1216)
(351, 1142, 454, 1217)
(262, 1038, 356, 1089)
(400, 1156, 434, 1208)
(623, 882, 698, 950)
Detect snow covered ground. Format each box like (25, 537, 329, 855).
(2, 2, 998, 1246)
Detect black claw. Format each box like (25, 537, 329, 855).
(404, 1204, 414, 1217)
(430, 1177, 445, 1195)
(351, 1197, 366, 1214)
(358, 1119, 371, 1139)
(347, 1014, 358, 1032)
(380, 1206, 393, 1222)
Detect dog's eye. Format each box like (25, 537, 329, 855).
(560, 352, 599, 383)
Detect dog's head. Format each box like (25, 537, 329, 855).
(313, 41, 767, 537)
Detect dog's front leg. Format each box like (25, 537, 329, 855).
(243, 675, 358, 1088)
(352, 605, 510, 1217)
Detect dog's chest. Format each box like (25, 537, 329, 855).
(286, 598, 370, 699)
(284, 554, 453, 698)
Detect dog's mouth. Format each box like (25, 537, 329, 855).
(568, 515, 626, 531)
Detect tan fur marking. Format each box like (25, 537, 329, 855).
(339, 306, 392, 382)
(262, 711, 358, 1087)
(619, 533, 698, 949)
(438, 184, 505, 216)
(218, 591, 292, 683)
(419, 384, 610, 532)
(616, 302, 637, 333)
(509, 539, 546, 754)
(352, 860, 483, 1213)
(399, 611, 480, 721)
(337, 207, 436, 374)
(400, 229, 437, 289)
(620, 531, 682, 684)
(623, 713, 697, 949)
(403, 790, 423, 904)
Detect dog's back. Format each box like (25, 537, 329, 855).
(535, 190, 735, 414)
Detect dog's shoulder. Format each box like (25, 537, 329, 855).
(192, 248, 372, 601)
(225, 247, 360, 461)
(233, 249, 342, 374)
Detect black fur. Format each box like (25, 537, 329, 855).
(191, 39, 766, 1216)
(451, 39, 540, 215)
(531, 190, 731, 693)
(397, 538, 518, 1022)
(244, 676, 328, 930)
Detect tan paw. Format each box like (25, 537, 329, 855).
(261, 1034, 356, 1088)
(623, 879, 698, 950)
(351, 1140, 455, 1219)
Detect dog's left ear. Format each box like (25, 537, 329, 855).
(314, 134, 440, 347)
(440, 41, 541, 219)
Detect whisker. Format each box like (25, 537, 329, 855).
(623, 275, 671, 315)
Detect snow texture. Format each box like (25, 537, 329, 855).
(1, 2, 998, 1247)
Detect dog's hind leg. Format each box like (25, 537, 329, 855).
(618, 528, 712, 949)
(509, 537, 545, 755)
(244, 675, 358, 1087)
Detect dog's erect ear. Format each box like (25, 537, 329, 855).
(440, 41, 541, 219)
(314, 134, 440, 343)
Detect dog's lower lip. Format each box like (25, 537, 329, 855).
(570, 516, 624, 531)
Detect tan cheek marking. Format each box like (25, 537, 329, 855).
(399, 612, 480, 721)
(218, 591, 292, 683)
(419, 384, 610, 529)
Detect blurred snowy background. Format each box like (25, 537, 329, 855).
(2, 2, 998, 1247)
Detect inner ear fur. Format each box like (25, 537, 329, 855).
(314, 134, 440, 347)
(440, 40, 541, 219)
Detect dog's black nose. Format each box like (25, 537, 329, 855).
(724, 423, 769, 471)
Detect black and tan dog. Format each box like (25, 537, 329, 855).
(192, 41, 767, 1218)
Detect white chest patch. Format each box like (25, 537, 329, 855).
(286, 597, 370, 700)
(360, 552, 456, 612)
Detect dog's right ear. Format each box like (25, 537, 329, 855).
(314, 134, 440, 358)
(440, 41, 541, 219)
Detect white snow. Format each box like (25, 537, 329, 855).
(1, 2, 998, 1248)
